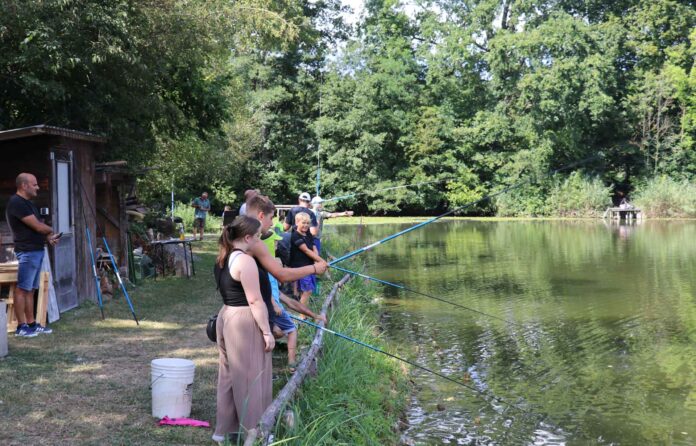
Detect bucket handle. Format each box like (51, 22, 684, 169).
(149, 373, 165, 390)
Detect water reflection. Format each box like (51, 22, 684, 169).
(328, 220, 696, 445)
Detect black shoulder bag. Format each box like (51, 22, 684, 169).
(206, 257, 226, 343)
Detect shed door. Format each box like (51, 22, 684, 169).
(52, 151, 78, 312)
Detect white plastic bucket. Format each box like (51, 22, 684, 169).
(151, 358, 196, 418)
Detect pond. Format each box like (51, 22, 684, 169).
(328, 220, 696, 445)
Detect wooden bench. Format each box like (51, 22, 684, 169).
(0, 267, 48, 333)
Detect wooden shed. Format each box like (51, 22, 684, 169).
(0, 125, 109, 312)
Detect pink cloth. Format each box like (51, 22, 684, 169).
(158, 416, 210, 428)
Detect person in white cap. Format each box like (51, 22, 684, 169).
(283, 192, 318, 236)
(310, 196, 353, 255)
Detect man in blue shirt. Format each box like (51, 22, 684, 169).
(191, 191, 210, 240)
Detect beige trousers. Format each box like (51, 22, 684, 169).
(214, 305, 272, 437)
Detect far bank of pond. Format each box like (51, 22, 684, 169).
(327, 218, 696, 445)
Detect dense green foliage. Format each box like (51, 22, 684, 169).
(2, 0, 695, 215)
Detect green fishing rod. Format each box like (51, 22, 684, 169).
(329, 155, 600, 266)
(290, 314, 543, 420)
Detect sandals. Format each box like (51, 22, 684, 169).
(287, 361, 298, 373)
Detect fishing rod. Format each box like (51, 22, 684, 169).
(77, 176, 140, 325)
(290, 314, 542, 420)
(329, 155, 600, 266)
(330, 264, 525, 328)
(85, 226, 106, 320)
(103, 236, 139, 325)
(324, 177, 457, 203)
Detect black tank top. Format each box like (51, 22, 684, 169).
(214, 250, 273, 314)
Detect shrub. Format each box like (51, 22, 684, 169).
(546, 172, 612, 217)
(172, 201, 222, 232)
(633, 177, 696, 217)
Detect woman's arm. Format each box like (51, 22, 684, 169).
(234, 255, 275, 352)
(249, 241, 326, 282)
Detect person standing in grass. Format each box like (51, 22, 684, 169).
(5, 173, 58, 337)
(212, 216, 275, 443)
(289, 212, 324, 306)
(310, 195, 353, 256)
(191, 191, 210, 240)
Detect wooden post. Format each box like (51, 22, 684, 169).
(1, 270, 18, 333)
(36, 272, 49, 326)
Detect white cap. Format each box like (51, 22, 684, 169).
(311, 196, 324, 205)
(298, 192, 311, 202)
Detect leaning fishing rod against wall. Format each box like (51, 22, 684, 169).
(76, 175, 140, 325)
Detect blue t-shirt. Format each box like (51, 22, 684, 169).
(193, 197, 210, 219)
(268, 273, 284, 310)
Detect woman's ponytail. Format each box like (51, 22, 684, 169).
(216, 216, 261, 267)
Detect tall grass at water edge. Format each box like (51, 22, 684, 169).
(268, 274, 410, 445)
(633, 176, 696, 217)
(496, 172, 612, 217)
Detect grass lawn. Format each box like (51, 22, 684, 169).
(0, 239, 300, 446)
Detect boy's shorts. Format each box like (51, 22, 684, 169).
(16, 250, 44, 291)
(193, 217, 206, 229)
(298, 274, 316, 293)
(270, 310, 296, 335)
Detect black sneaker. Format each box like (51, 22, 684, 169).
(30, 323, 53, 335)
(15, 324, 38, 338)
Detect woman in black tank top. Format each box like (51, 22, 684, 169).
(212, 216, 275, 441)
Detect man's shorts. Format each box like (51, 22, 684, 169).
(270, 309, 296, 335)
(298, 274, 316, 293)
(313, 237, 321, 256)
(193, 217, 206, 230)
(16, 250, 44, 291)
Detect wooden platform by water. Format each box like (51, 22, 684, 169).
(603, 207, 643, 221)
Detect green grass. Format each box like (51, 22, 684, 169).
(267, 240, 410, 446)
(0, 237, 408, 445)
(0, 240, 223, 445)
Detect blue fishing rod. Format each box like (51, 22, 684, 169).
(329, 155, 600, 266)
(324, 177, 456, 203)
(85, 226, 106, 320)
(330, 264, 525, 328)
(77, 176, 140, 325)
(290, 314, 542, 419)
(103, 238, 139, 325)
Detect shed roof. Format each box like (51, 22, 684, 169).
(0, 125, 106, 143)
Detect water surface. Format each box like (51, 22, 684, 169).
(328, 220, 696, 445)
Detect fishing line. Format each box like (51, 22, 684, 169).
(324, 177, 457, 203)
(330, 264, 526, 328)
(290, 315, 545, 422)
(329, 155, 600, 266)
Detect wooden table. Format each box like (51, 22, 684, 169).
(0, 263, 49, 333)
(150, 238, 196, 279)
